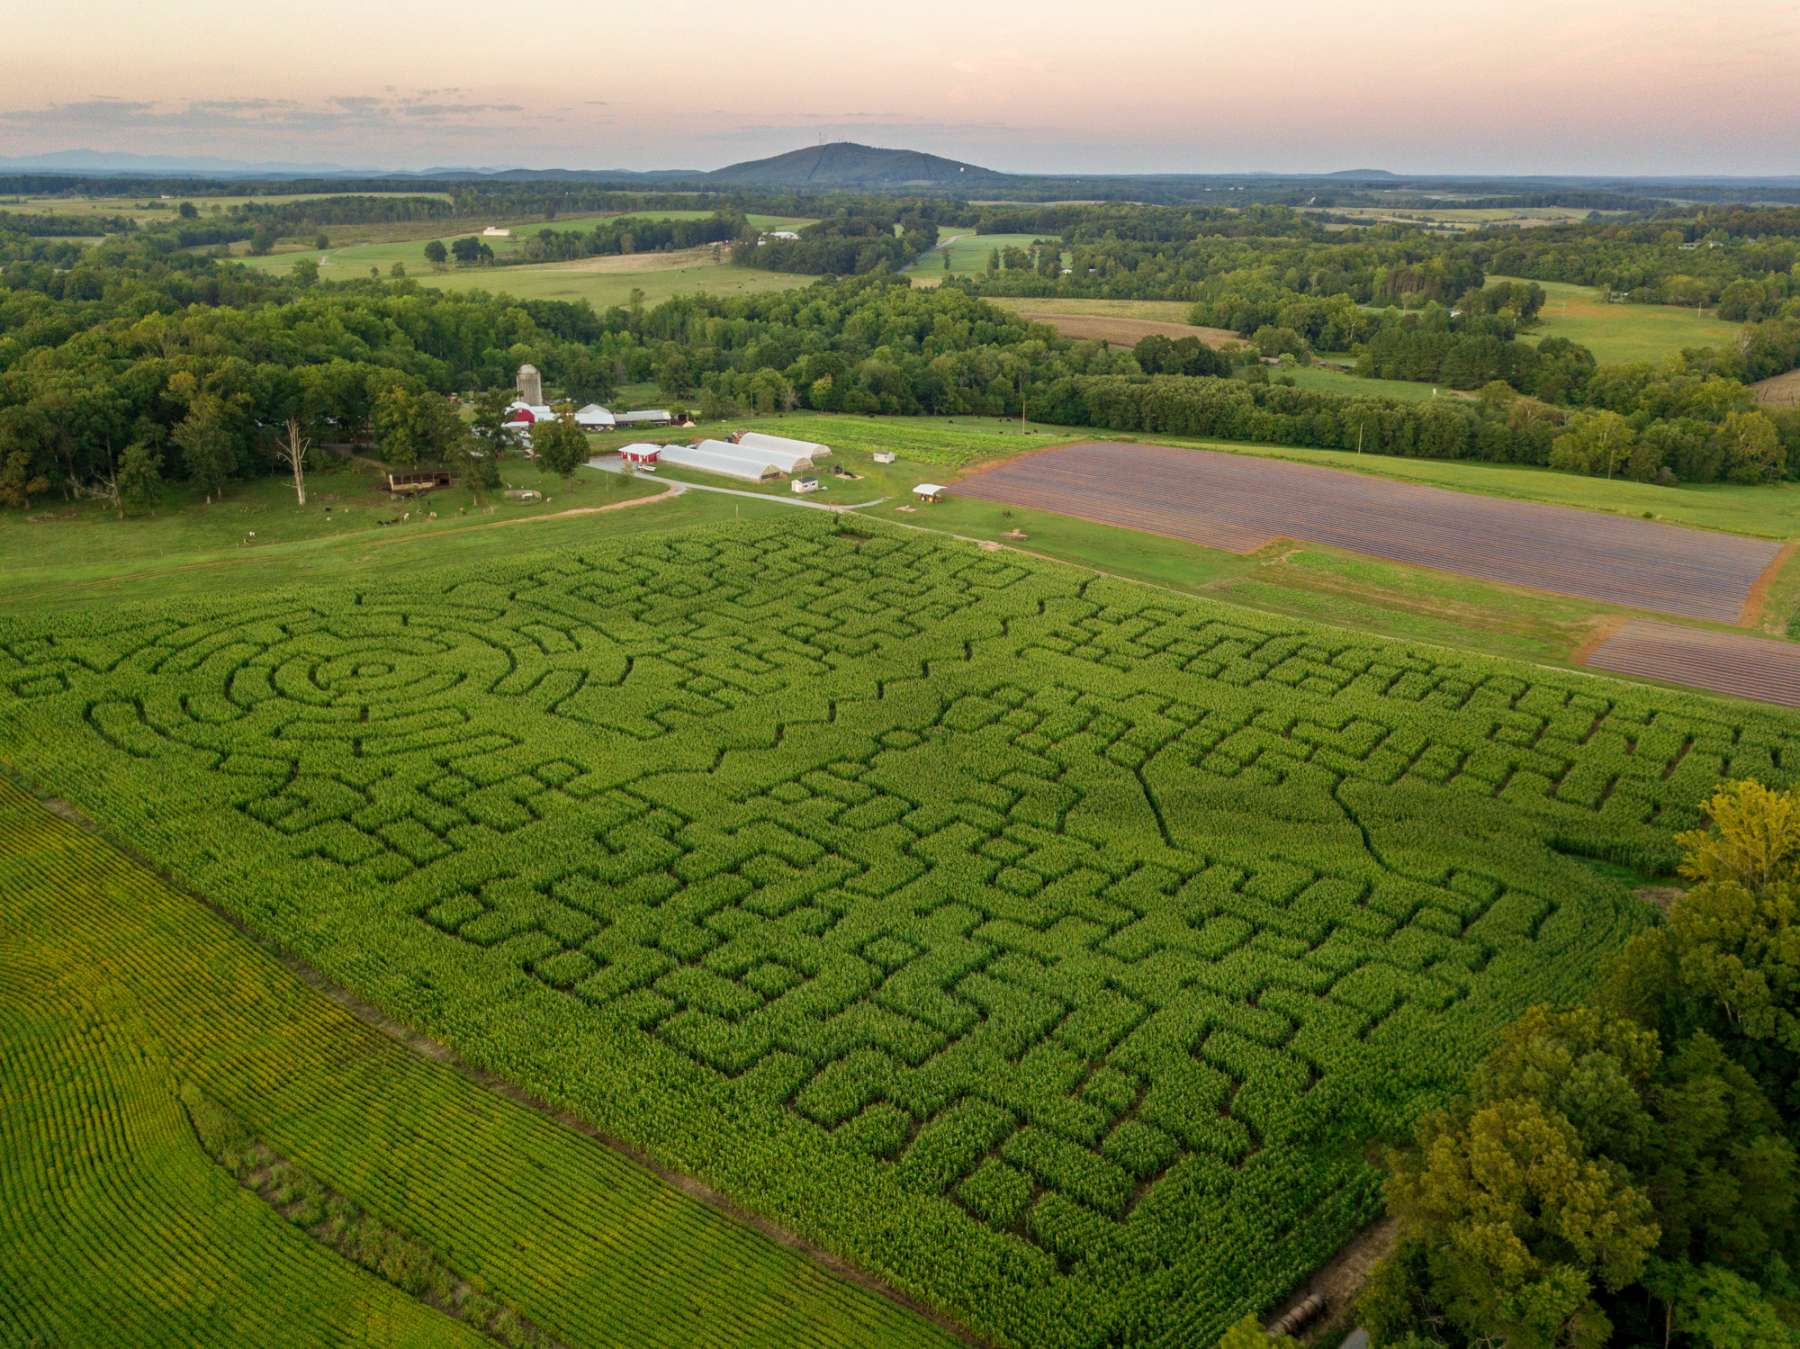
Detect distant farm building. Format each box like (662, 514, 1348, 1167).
(574, 404, 615, 430)
(913, 483, 946, 503)
(760, 230, 801, 243)
(387, 469, 453, 494)
(659, 441, 785, 481)
(615, 409, 674, 428)
(873, 451, 897, 464)
(515, 363, 543, 405)
(790, 477, 821, 494)
(618, 444, 662, 467)
(732, 430, 830, 461)
(503, 401, 558, 429)
(483, 226, 512, 238)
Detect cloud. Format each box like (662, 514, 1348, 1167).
(0, 91, 538, 141)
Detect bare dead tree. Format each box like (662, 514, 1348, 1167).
(274, 418, 311, 506)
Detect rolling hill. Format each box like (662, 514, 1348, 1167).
(707, 141, 1008, 188)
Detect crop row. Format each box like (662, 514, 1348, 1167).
(0, 779, 956, 1348)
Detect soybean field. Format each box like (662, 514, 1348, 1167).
(3, 517, 1795, 1345)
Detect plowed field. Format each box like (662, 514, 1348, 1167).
(955, 441, 1781, 622)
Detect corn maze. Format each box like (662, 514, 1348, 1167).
(3, 517, 1797, 1347)
(0, 777, 957, 1347)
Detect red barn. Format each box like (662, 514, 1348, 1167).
(619, 444, 661, 467)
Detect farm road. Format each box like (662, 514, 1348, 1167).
(955, 440, 1781, 622)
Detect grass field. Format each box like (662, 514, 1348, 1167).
(1304, 205, 1611, 232)
(0, 777, 956, 1346)
(1492, 275, 1743, 365)
(1269, 364, 1456, 404)
(1754, 368, 1800, 409)
(234, 211, 815, 274)
(5, 512, 1786, 1344)
(906, 233, 1062, 284)
(0, 190, 454, 224)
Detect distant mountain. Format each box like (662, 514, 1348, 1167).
(707, 142, 1008, 188)
(1322, 168, 1398, 179)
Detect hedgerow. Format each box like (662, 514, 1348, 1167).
(2, 515, 1796, 1346)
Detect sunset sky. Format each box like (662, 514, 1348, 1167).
(3, 0, 1797, 175)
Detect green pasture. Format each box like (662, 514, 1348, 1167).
(1492, 275, 1743, 365)
(906, 233, 1062, 283)
(1264, 364, 1456, 404)
(0, 190, 453, 224)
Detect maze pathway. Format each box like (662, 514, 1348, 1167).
(1580, 619, 1800, 708)
(956, 441, 1781, 622)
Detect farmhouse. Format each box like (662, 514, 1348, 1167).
(574, 404, 615, 430)
(658, 440, 784, 481)
(616, 409, 674, 428)
(733, 430, 831, 461)
(618, 444, 662, 467)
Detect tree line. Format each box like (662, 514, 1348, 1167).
(1358, 779, 1800, 1349)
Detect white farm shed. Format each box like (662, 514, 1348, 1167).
(659, 441, 784, 481)
(574, 404, 615, 429)
(735, 431, 831, 461)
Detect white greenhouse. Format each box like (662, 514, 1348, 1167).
(658, 441, 785, 481)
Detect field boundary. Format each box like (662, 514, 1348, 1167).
(1739, 540, 1800, 627)
(0, 763, 985, 1349)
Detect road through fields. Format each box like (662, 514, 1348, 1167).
(955, 441, 1782, 622)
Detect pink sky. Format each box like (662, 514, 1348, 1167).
(2, 0, 1797, 174)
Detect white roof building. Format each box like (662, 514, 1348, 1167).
(615, 409, 674, 427)
(503, 401, 559, 428)
(659, 441, 784, 482)
(913, 483, 947, 501)
(694, 436, 813, 474)
(574, 404, 615, 429)
(483, 226, 512, 237)
(735, 431, 830, 460)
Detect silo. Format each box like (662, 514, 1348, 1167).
(516, 363, 543, 405)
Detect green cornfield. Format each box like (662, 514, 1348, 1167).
(0, 778, 957, 1347)
(3, 515, 1795, 1345)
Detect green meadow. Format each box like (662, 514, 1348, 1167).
(1494, 275, 1743, 365)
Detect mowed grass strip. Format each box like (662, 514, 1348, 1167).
(0, 778, 961, 1349)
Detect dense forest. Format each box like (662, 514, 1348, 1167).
(4, 189, 1800, 507)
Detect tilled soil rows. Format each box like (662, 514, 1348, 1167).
(956, 441, 1780, 622)
(1580, 619, 1800, 708)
